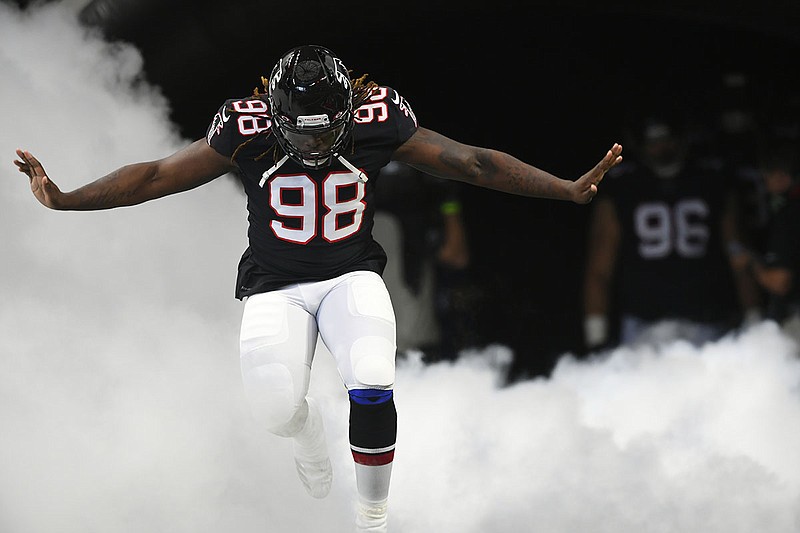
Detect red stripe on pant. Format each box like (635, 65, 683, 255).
(352, 449, 395, 466)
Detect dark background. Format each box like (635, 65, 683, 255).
(19, 0, 800, 378)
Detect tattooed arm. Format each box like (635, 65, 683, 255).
(392, 127, 622, 204)
(14, 139, 236, 211)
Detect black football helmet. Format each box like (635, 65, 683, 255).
(267, 45, 354, 170)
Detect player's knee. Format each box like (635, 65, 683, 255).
(240, 362, 300, 433)
(351, 337, 395, 389)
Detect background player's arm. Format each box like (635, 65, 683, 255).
(15, 139, 236, 211)
(583, 196, 620, 347)
(720, 192, 763, 317)
(437, 206, 470, 270)
(392, 127, 622, 204)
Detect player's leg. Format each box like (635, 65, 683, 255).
(317, 271, 397, 532)
(239, 290, 332, 498)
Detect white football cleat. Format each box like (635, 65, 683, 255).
(355, 498, 388, 533)
(293, 397, 332, 499)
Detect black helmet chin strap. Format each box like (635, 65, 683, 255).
(258, 152, 367, 188)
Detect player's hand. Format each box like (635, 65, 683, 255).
(571, 143, 623, 204)
(14, 149, 65, 209)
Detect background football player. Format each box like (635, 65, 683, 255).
(583, 113, 758, 350)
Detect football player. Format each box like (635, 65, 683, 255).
(583, 114, 759, 350)
(15, 44, 622, 532)
(738, 142, 800, 337)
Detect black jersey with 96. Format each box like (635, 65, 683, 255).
(206, 86, 419, 299)
(604, 158, 739, 324)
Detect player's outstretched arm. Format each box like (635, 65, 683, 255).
(392, 127, 622, 204)
(14, 139, 236, 211)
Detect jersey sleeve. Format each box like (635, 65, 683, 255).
(205, 99, 239, 158)
(205, 96, 273, 160)
(355, 86, 418, 146)
(387, 87, 418, 144)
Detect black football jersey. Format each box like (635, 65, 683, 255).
(206, 86, 418, 298)
(603, 158, 739, 323)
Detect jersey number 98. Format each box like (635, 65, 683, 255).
(268, 171, 366, 244)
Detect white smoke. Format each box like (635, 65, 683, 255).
(1, 2, 799, 532)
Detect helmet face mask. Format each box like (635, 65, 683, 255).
(268, 45, 354, 169)
(276, 114, 349, 169)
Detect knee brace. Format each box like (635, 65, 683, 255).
(348, 389, 397, 466)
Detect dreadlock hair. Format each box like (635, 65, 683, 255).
(340, 72, 378, 155)
(351, 73, 378, 109)
(229, 72, 379, 164)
